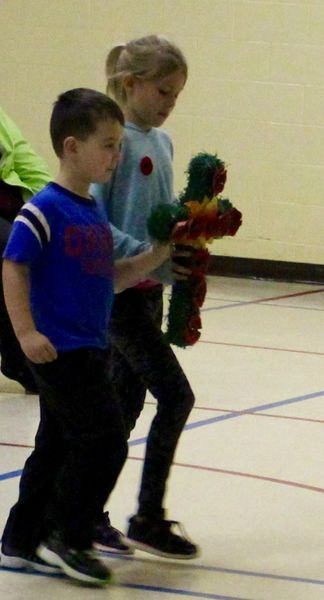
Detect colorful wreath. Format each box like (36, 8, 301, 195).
(148, 152, 242, 347)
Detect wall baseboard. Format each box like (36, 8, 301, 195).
(209, 256, 324, 285)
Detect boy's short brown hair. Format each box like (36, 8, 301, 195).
(50, 87, 124, 157)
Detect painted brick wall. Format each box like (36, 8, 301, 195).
(1, 0, 323, 264)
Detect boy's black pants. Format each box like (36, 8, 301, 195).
(2, 348, 127, 552)
(108, 285, 195, 520)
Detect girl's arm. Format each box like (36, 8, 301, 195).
(2, 259, 57, 363)
(114, 242, 171, 293)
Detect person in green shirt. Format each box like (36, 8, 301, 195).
(0, 106, 52, 391)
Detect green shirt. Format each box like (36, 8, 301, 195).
(0, 106, 52, 201)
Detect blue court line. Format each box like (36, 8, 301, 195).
(2, 390, 323, 467)
(0, 566, 250, 599)
(203, 566, 324, 587)
(0, 565, 62, 578)
(120, 583, 251, 600)
(2, 546, 324, 590)
(0, 469, 22, 482)
(187, 562, 324, 587)
(2, 391, 324, 592)
(101, 553, 324, 588)
(129, 389, 324, 446)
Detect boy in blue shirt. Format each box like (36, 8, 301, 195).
(0, 88, 170, 586)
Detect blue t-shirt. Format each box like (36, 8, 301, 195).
(3, 182, 114, 351)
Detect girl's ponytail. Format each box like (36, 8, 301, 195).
(105, 44, 126, 102)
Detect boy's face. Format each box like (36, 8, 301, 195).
(76, 118, 123, 184)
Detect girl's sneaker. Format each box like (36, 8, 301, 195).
(93, 511, 133, 554)
(37, 533, 112, 586)
(122, 516, 199, 559)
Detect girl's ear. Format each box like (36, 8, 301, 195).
(123, 73, 137, 94)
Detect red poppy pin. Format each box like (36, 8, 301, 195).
(140, 156, 153, 175)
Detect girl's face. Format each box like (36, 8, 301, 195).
(124, 69, 186, 130)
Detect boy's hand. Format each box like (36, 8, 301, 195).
(19, 330, 58, 363)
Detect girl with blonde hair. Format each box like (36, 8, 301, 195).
(92, 35, 198, 560)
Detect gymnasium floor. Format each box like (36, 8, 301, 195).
(0, 275, 323, 599)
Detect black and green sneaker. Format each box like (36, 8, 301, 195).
(1, 544, 61, 574)
(37, 533, 112, 586)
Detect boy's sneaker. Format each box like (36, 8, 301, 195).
(93, 511, 133, 555)
(0, 544, 61, 574)
(37, 533, 112, 586)
(123, 516, 199, 559)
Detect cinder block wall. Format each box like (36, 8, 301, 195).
(1, 0, 323, 264)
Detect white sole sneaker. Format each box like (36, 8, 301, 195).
(121, 536, 199, 560)
(37, 544, 112, 586)
(1, 550, 61, 574)
(93, 541, 134, 555)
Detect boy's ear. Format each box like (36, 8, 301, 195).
(63, 136, 78, 155)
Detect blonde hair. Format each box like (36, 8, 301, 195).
(105, 35, 188, 104)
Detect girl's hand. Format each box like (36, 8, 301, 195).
(171, 246, 193, 281)
(19, 330, 58, 364)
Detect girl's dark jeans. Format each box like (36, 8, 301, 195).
(108, 285, 195, 520)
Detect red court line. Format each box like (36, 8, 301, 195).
(128, 455, 324, 495)
(166, 286, 324, 309)
(1, 444, 322, 495)
(204, 287, 324, 305)
(185, 287, 324, 354)
(179, 404, 324, 425)
(199, 340, 324, 356)
(145, 401, 324, 425)
(255, 287, 324, 303)
(2, 443, 324, 496)
(0, 442, 33, 448)
(2, 399, 324, 451)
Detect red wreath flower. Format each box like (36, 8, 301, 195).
(183, 313, 202, 345)
(140, 156, 153, 175)
(187, 215, 210, 240)
(212, 167, 227, 195)
(191, 249, 210, 275)
(192, 275, 207, 307)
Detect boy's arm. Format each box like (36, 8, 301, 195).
(2, 259, 57, 363)
(114, 242, 171, 293)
